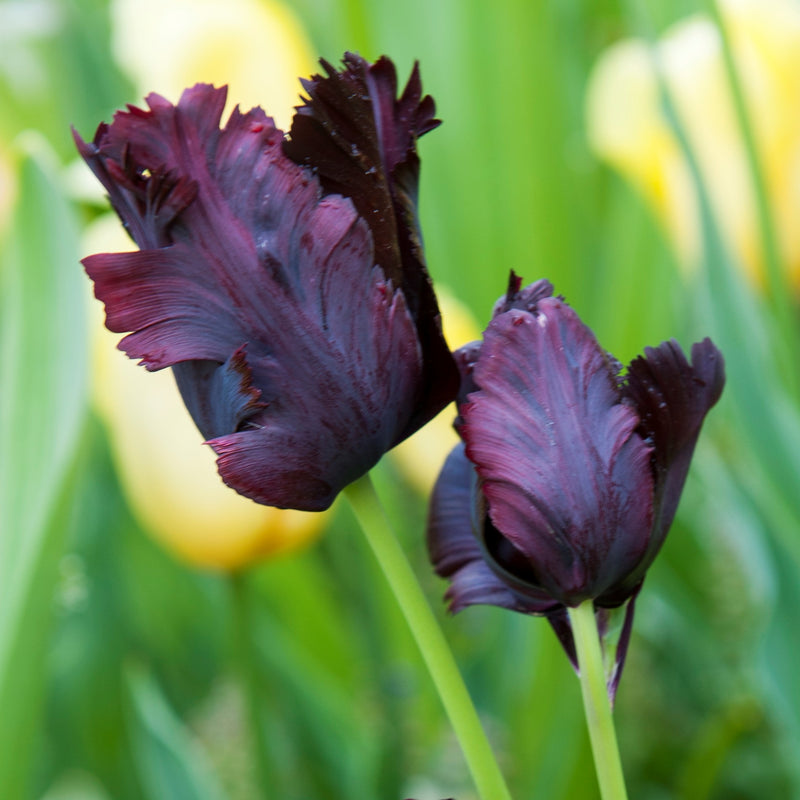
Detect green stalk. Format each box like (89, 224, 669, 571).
(567, 600, 629, 800)
(230, 572, 275, 797)
(343, 473, 513, 800)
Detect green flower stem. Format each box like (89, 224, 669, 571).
(230, 572, 274, 797)
(344, 473, 513, 800)
(568, 600, 629, 800)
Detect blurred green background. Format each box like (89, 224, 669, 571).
(1, 0, 800, 798)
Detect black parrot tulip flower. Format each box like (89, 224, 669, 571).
(428, 274, 724, 697)
(75, 54, 458, 512)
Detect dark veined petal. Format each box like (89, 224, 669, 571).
(601, 591, 639, 704)
(545, 608, 578, 669)
(454, 275, 556, 408)
(75, 83, 427, 511)
(283, 53, 458, 434)
(459, 297, 655, 607)
(206, 279, 423, 509)
(452, 273, 556, 411)
(453, 340, 482, 412)
(428, 445, 553, 614)
(608, 337, 725, 598)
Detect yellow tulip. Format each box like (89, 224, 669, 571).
(86, 216, 326, 570)
(110, 0, 315, 130)
(0, 144, 15, 233)
(84, 3, 326, 569)
(586, 0, 800, 291)
(391, 291, 481, 495)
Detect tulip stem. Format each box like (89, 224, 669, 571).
(568, 600, 629, 800)
(230, 572, 274, 797)
(344, 472, 513, 800)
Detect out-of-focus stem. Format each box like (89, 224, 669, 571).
(344, 472, 513, 800)
(230, 572, 274, 797)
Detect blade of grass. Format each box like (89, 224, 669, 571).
(704, 0, 800, 400)
(624, 0, 800, 558)
(0, 139, 88, 797)
(124, 663, 227, 800)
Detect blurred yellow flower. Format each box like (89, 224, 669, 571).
(0, 143, 15, 233)
(111, 0, 315, 129)
(87, 216, 325, 570)
(84, 2, 326, 569)
(586, 0, 800, 291)
(391, 291, 481, 495)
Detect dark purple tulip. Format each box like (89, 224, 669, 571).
(428, 274, 724, 696)
(75, 54, 458, 511)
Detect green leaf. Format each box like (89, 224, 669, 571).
(124, 663, 227, 800)
(40, 770, 112, 800)
(0, 138, 88, 797)
(638, 10, 800, 563)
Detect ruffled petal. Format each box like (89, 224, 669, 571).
(284, 53, 458, 435)
(284, 53, 439, 293)
(459, 296, 655, 607)
(612, 337, 725, 594)
(208, 282, 424, 510)
(76, 82, 427, 511)
(491, 271, 555, 316)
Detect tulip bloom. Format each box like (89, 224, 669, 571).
(86, 213, 325, 569)
(428, 275, 724, 693)
(586, 0, 800, 292)
(76, 54, 458, 512)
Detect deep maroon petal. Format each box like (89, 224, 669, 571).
(283, 53, 458, 437)
(603, 590, 639, 704)
(428, 444, 483, 578)
(428, 445, 555, 614)
(546, 608, 577, 669)
(76, 83, 428, 511)
(453, 341, 482, 410)
(459, 297, 655, 606)
(612, 338, 725, 595)
(284, 53, 439, 290)
(453, 274, 555, 409)
(208, 282, 423, 510)
(82, 247, 244, 369)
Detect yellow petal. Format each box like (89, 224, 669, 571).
(0, 143, 16, 233)
(586, 32, 699, 267)
(111, 0, 315, 129)
(719, 0, 800, 287)
(85, 215, 326, 571)
(586, 2, 800, 291)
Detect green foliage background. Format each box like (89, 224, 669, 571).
(0, 0, 798, 798)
